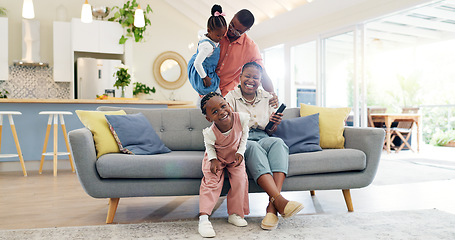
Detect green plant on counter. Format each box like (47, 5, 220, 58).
(108, 0, 153, 44)
(133, 82, 155, 96)
(0, 7, 7, 16)
(430, 130, 455, 146)
(113, 66, 131, 98)
(0, 89, 9, 98)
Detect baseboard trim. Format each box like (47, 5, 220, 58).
(0, 159, 73, 173)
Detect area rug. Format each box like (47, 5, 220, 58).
(1, 209, 454, 240)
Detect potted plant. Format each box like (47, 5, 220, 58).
(0, 89, 9, 98)
(430, 130, 455, 147)
(108, 0, 153, 44)
(0, 7, 7, 16)
(133, 82, 155, 100)
(113, 65, 131, 98)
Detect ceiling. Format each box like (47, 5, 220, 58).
(163, 0, 313, 29)
(365, 0, 455, 49)
(163, 0, 455, 53)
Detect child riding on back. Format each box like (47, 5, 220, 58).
(187, 5, 227, 99)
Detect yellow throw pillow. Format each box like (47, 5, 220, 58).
(299, 104, 351, 149)
(75, 110, 126, 158)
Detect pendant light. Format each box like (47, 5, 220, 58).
(134, 4, 145, 28)
(81, 0, 93, 23)
(22, 0, 35, 19)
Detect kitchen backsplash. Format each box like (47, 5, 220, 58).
(0, 65, 70, 99)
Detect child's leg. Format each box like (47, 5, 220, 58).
(225, 162, 250, 218)
(199, 169, 225, 215)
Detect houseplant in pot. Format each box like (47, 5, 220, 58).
(113, 65, 131, 98)
(133, 82, 155, 100)
(108, 0, 153, 44)
(430, 130, 455, 147)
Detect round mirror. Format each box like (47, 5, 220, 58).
(160, 59, 181, 82)
(153, 51, 187, 89)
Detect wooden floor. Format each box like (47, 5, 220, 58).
(1, 145, 455, 230)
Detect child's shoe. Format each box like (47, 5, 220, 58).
(198, 217, 216, 238)
(228, 214, 248, 227)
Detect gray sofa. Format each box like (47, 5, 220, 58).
(68, 106, 385, 224)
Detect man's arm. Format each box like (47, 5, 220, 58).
(261, 69, 279, 108)
(261, 69, 274, 93)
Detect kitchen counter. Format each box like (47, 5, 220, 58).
(0, 98, 193, 106)
(0, 98, 196, 163)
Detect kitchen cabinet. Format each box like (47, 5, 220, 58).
(53, 21, 71, 82)
(71, 18, 124, 54)
(0, 17, 8, 80)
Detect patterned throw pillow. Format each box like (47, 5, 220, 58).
(105, 113, 171, 155)
(273, 113, 322, 154)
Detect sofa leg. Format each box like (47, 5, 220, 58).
(310, 190, 315, 196)
(106, 198, 120, 224)
(342, 189, 354, 212)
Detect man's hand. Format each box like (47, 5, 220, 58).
(234, 153, 243, 167)
(269, 92, 279, 108)
(203, 76, 212, 87)
(210, 158, 222, 176)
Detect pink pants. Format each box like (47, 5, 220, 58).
(199, 161, 249, 217)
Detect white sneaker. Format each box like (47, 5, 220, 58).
(228, 214, 248, 227)
(198, 220, 216, 238)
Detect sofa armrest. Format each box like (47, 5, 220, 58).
(68, 128, 103, 197)
(343, 127, 385, 185)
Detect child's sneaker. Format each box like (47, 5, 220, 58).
(228, 214, 248, 227)
(198, 220, 216, 238)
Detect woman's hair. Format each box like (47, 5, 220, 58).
(207, 5, 227, 31)
(236, 9, 255, 29)
(200, 92, 224, 115)
(242, 61, 263, 74)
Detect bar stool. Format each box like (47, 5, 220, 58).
(39, 111, 75, 176)
(0, 111, 27, 176)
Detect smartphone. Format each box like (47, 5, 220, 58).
(265, 103, 286, 131)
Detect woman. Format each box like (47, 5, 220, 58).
(225, 62, 304, 230)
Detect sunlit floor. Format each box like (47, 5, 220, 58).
(0, 144, 454, 230)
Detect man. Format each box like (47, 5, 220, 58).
(216, 9, 277, 106)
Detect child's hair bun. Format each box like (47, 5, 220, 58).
(211, 4, 223, 16)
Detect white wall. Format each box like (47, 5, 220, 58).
(0, 0, 201, 102)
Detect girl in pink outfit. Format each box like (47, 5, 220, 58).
(197, 92, 250, 238)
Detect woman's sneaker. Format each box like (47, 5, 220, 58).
(228, 214, 248, 227)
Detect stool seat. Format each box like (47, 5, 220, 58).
(0, 111, 22, 115)
(0, 153, 20, 158)
(39, 111, 73, 115)
(42, 152, 70, 156)
(0, 111, 27, 176)
(39, 111, 75, 176)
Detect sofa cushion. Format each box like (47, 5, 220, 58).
(75, 110, 126, 158)
(105, 113, 171, 155)
(287, 149, 366, 176)
(300, 104, 351, 149)
(273, 113, 322, 154)
(97, 106, 211, 151)
(96, 151, 204, 179)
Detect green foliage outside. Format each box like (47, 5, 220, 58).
(430, 130, 455, 146)
(133, 82, 155, 96)
(108, 0, 153, 44)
